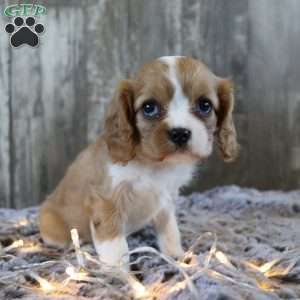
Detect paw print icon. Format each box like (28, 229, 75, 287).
(5, 16, 45, 48)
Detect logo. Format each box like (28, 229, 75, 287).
(4, 4, 46, 48)
(4, 4, 46, 17)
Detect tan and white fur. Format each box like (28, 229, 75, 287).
(39, 56, 239, 267)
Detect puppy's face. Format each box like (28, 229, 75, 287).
(104, 56, 239, 164)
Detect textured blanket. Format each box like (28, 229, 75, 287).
(0, 186, 299, 300)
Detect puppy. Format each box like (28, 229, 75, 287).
(39, 56, 239, 266)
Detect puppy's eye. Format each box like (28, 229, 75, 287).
(142, 100, 160, 119)
(195, 97, 213, 116)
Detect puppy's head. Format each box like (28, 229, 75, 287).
(104, 56, 239, 164)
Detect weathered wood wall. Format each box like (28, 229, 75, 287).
(0, 0, 300, 208)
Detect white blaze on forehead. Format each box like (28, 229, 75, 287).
(159, 55, 185, 61)
(159, 56, 212, 158)
(159, 56, 190, 128)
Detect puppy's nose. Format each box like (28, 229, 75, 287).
(168, 127, 191, 146)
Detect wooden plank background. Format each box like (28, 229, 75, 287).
(0, 0, 300, 208)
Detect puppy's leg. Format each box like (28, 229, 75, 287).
(90, 221, 129, 267)
(39, 208, 70, 247)
(88, 183, 134, 267)
(153, 207, 184, 258)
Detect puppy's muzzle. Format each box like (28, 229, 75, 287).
(168, 127, 191, 147)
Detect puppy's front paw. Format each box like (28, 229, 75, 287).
(90, 220, 129, 268)
(95, 236, 129, 267)
(160, 242, 185, 259)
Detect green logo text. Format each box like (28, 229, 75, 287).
(4, 4, 47, 17)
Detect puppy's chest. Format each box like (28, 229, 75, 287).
(107, 162, 194, 232)
(109, 162, 193, 196)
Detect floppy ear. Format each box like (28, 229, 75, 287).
(216, 79, 240, 162)
(103, 80, 139, 163)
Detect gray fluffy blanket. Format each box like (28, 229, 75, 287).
(0, 186, 299, 300)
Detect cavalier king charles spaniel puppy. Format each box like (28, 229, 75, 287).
(39, 56, 239, 267)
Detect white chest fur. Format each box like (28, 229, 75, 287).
(107, 161, 195, 234)
(108, 161, 194, 196)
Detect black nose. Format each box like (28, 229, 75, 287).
(168, 127, 191, 146)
